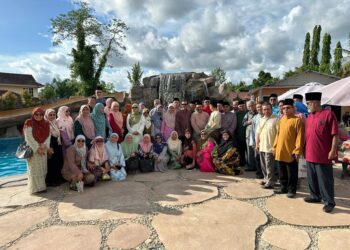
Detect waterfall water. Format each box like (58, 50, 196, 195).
(203, 80, 209, 97)
(159, 73, 187, 105)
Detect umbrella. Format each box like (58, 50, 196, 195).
(320, 76, 350, 106)
(278, 82, 324, 102)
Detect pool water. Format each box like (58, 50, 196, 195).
(0, 137, 27, 177)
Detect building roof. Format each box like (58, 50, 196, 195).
(0, 72, 44, 87)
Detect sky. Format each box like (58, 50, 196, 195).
(0, 0, 349, 92)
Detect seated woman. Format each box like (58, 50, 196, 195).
(181, 129, 197, 170)
(212, 130, 241, 175)
(137, 134, 154, 172)
(167, 131, 182, 169)
(88, 136, 111, 181)
(61, 135, 95, 190)
(196, 130, 216, 172)
(121, 133, 139, 173)
(153, 133, 169, 172)
(105, 133, 127, 181)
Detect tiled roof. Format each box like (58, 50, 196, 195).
(0, 72, 43, 87)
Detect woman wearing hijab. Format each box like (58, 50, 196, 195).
(121, 133, 139, 172)
(126, 103, 145, 144)
(105, 133, 127, 181)
(153, 133, 169, 172)
(91, 103, 109, 139)
(74, 105, 95, 148)
(104, 98, 114, 113)
(181, 129, 197, 170)
(57, 106, 74, 142)
(138, 134, 154, 159)
(142, 108, 152, 136)
(212, 130, 241, 175)
(151, 104, 163, 137)
(196, 130, 216, 172)
(44, 109, 64, 186)
(107, 101, 123, 142)
(61, 135, 95, 190)
(24, 107, 51, 194)
(167, 131, 182, 169)
(88, 136, 111, 181)
(161, 104, 176, 141)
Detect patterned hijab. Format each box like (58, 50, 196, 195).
(23, 107, 50, 143)
(44, 108, 61, 140)
(56, 106, 74, 140)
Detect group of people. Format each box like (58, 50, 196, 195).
(23, 87, 339, 213)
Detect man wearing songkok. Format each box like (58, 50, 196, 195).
(191, 102, 209, 141)
(221, 101, 237, 139)
(235, 100, 247, 167)
(243, 100, 258, 171)
(269, 93, 279, 115)
(304, 92, 338, 213)
(175, 100, 193, 141)
(273, 98, 304, 198)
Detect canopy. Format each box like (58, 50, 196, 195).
(278, 82, 324, 102)
(320, 76, 350, 106)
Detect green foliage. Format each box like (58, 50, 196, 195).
(2, 92, 17, 110)
(52, 78, 83, 98)
(99, 81, 115, 93)
(332, 41, 343, 76)
(302, 32, 311, 70)
(252, 71, 277, 88)
(310, 25, 322, 70)
(127, 62, 143, 86)
(22, 90, 33, 107)
(211, 67, 227, 85)
(319, 33, 332, 74)
(38, 84, 56, 102)
(51, 1, 127, 96)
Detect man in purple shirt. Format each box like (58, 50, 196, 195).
(304, 92, 338, 213)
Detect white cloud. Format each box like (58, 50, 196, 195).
(1, 0, 349, 92)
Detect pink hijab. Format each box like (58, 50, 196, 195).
(76, 105, 95, 140)
(89, 136, 108, 164)
(57, 106, 74, 140)
(139, 134, 153, 153)
(109, 101, 123, 129)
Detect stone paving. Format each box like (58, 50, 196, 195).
(0, 166, 349, 250)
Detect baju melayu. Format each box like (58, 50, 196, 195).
(190, 111, 209, 141)
(175, 109, 193, 141)
(305, 109, 338, 207)
(273, 115, 304, 194)
(221, 111, 237, 140)
(243, 111, 257, 170)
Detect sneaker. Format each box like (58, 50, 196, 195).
(287, 192, 296, 198)
(304, 196, 321, 203)
(323, 204, 335, 213)
(274, 189, 288, 194)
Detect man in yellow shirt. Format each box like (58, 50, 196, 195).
(273, 99, 304, 198)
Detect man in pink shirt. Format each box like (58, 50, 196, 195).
(304, 92, 338, 213)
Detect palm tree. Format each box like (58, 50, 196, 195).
(127, 62, 143, 86)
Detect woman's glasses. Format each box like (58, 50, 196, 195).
(96, 139, 104, 143)
(77, 139, 85, 143)
(34, 113, 43, 117)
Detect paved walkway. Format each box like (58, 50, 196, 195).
(0, 167, 349, 250)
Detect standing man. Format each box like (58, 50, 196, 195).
(191, 102, 209, 142)
(251, 101, 264, 178)
(273, 99, 304, 198)
(243, 100, 257, 171)
(204, 99, 221, 144)
(202, 97, 212, 116)
(269, 93, 278, 115)
(304, 92, 338, 213)
(150, 99, 161, 117)
(87, 95, 97, 113)
(256, 102, 278, 188)
(175, 101, 193, 142)
(221, 101, 237, 141)
(173, 98, 180, 113)
(293, 94, 308, 117)
(95, 86, 106, 105)
(232, 100, 239, 113)
(235, 100, 247, 168)
(189, 100, 196, 113)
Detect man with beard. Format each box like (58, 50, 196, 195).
(304, 92, 338, 213)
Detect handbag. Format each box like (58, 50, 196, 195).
(126, 157, 139, 173)
(16, 141, 33, 159)
(139, 158, 154, 173)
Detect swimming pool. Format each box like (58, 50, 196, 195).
(0, 137, 27, 177)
